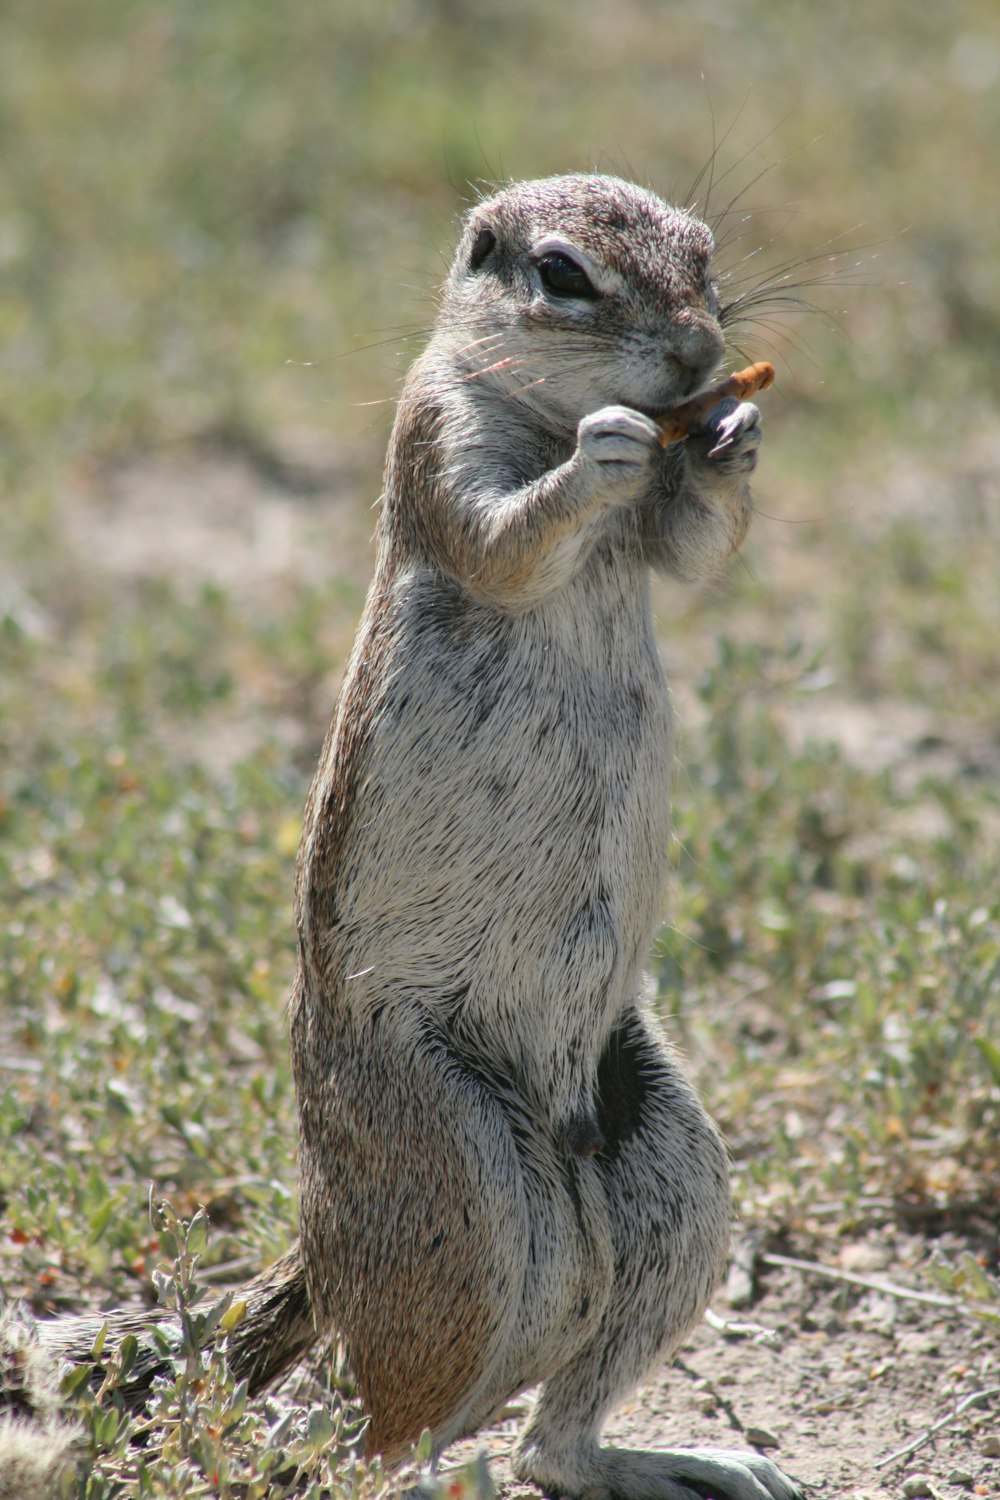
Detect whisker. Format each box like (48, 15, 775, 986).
(699, 137, 787, 228)
(463, 355, 530, 380)
(683, 87, 754, 217)
(700, 115, 821, 229)
(727, 316, 827, 368)
(724, 337, 757, 370)
(504, 376, 550, 399)
(338, 325, 436, 357)
(751, 505, 823, 525)
(452, 332, 510, 360)
(723, 228, 876, 292)
(713, 205, 808, 264)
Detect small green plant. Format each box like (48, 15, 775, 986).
(63, 1200, 375, 1498)
(926, 1250, 1000, 1331)
(661, 634, 1000, 1225)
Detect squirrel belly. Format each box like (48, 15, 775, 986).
(295, 537, 674, 1142)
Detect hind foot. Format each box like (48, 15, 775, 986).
(513, 1440, 804, 1500)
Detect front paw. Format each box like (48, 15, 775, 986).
(576, 405, 661, 487)
(688, 397, 762, 475)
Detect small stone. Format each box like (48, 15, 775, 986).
(944, 1469, 973, 1486)
(981, 1434, 1000, 1458)
(896, 1331, 941, 1359)
(900, 1476, 938, 1499)
(746, 1426, 780, 1449)
(724, 1236, 758, 1309)
(695, 1392, 717, 1415)
(840, 1241, 893, 1273)
(724, 1260, 754, 1308)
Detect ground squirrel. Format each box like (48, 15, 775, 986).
(8, 174, 801, 1500)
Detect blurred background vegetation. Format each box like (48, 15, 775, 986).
(1, 0, 999, 1403)
(2, 0, 998, 480)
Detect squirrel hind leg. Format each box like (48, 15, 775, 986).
(512, 1011, 801, 1500)
(295, 1015, 531, 1464)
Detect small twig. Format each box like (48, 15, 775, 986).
(760, 1253, 960, 1310)
(704, 1308, 779, 1343)
(874, 1386, 1000, 1469)
(197, 1256, 258, 1285)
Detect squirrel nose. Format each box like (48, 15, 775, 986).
(667, 328, 725, 397)
(671, 312, 725, 378)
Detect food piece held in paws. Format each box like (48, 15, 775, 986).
(658, 360, 776, 447)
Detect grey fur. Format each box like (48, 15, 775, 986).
(3, 175, 802, 1500)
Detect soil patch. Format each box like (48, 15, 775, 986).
(446, 1256, 999, 1499)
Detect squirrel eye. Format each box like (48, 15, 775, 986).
(537, 252, 598, 300)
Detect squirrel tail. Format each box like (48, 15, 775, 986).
(1, 1244, 315, 1493)
(30, 1243, 315, 1402)
(218, 1242, 316, 1392)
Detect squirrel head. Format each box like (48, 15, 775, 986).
(440, 174, 726, 431)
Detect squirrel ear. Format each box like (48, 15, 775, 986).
(469, 227, 496, 271)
